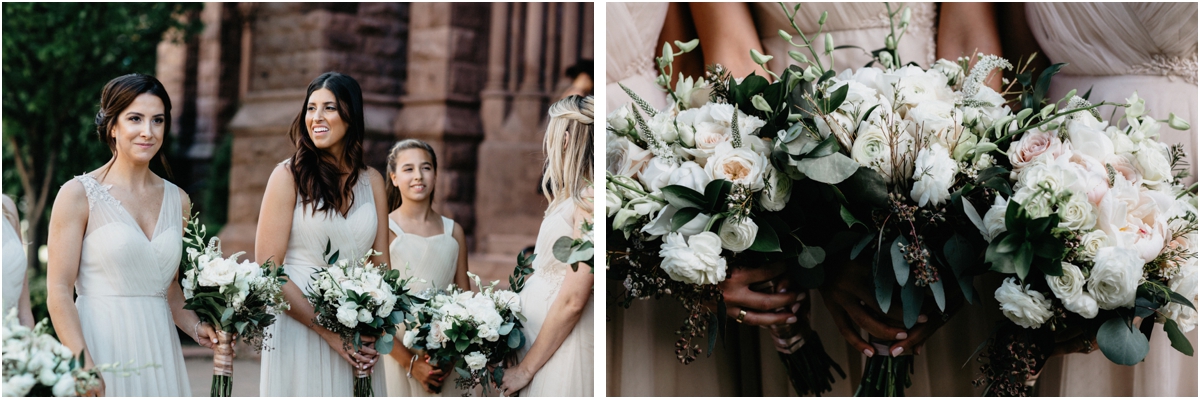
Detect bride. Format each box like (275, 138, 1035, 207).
(499, 95, 595, 397)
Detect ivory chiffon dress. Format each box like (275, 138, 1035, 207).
(517, 200, 594, 396)
(72, 174, 191, 396)
(1026, 3, 1198, 396)
(381, 216, 464, 397)
(259, 167, 388, 396)
(3, 199, 26, 315)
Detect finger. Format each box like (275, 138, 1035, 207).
(730, 263, 787, 283)
(822, 291, 876, 357)
(839, 294, 909, 341)
(730, 307, 798, 326)
(890, 311, 948, 357)
(726, 287, 801, 313)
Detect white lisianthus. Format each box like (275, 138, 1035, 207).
(815, 111, 855, 139)
(612, 195, 663, 231)
(642, 206, 711, 237)
(910, 143, 957, 207)
(1076, 230, 1110, 262)
(995, 277, 1054, 328)
(607, 105, 633, 134)
(402, 329, 418, 348)
(648, 111, 680, 144)
(887, 66, 956, 107)
(336, 304, 360, 328)
(1057, 193, 1097, 231)
(659, 232, 727, 285)
(718, 217, 758, 253)
(982, 195, 1009, 241)
(759, 167, 792, 211)
(850, 122, 893, 176)
(1047, 263, 1099, 319)
(1088, 247, 1144, 310)
(182, 269, 196, 299)
(464, 351, 488, 371)
(1134, 141, 1173, 188)
(198, 258, 237, 287)
(906, 100, 960, 145)
(705, 143, 767, 190)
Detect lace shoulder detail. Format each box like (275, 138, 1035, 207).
(1127, 54, 1199, 85)
(75, 175, 120, 210)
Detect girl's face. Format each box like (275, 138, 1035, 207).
(390, 148, 436, 203)
(111, 93, 166, 164)
(305, 88, 348, 153)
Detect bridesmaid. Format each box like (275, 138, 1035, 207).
(256, 72, 392, 396)
(500, 95, 595, 397)
(46, 73, 216, 396)
(3, 195, 34, 327)
(379, 139, 471, 396)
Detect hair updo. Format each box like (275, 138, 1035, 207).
(542, 95, 594, 212)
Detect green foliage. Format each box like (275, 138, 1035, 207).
(198, 133, 233, 234)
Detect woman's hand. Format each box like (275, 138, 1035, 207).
(498, 363, 534, 396)
(718, 262, 804, 327)
(82, 374, 105, 397)
(319, 330, 371, 370)
(195, 322, 219, 350)
(820, 260, 925, 357)
(410, 355, 446, 393)
(357, 335, 380, 372)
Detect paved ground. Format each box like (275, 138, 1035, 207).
(183, 347, 261, 397)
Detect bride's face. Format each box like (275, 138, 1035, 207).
(110, 93, 166, 164)
(390, 148, 436, 202)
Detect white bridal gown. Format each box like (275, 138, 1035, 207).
(1027, 3, 1199, 396)
(381, 216, 464, 397)
(259, 166, 388, 396)
(517, 200, 594, 396)
(73, 174, 191, 396)
(3, 199, 26, 315)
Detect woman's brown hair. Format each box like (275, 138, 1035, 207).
(94, 73, 174, 179)
(288, 72, 366, 217)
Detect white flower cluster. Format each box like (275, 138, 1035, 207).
(310, 259, 400, 330)
(183, 244, 276, 310)
(2, 311, 105, 397)
(404, 273, 522, 372)
(986, 94, 1197, 332)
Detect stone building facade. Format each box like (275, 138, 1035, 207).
(158, 2, 593, 285)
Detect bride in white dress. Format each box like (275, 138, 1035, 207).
(499, 95, 595, 397)
(255, 72, 392, 396)
(379, 139, 471, 396)
(4, 195, 34, 328)
(47, 73, 216, 396)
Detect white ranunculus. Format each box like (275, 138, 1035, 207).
(759, 167, 792, 211)
(1016, 156, 1085, 199)
(198, 258, 237, 287)
(1047, 263, 1099, 318)
(1089, 247, 1144, 310)
(464, 351, 488, 371)
(50, 372, 75, 397)
(356, 308, 373, 324)
(607, 105, 633, 134)
(659, 232, 727, 285)
(606, 132, 653, 179)
(705, 143, 767, 190)
(666, 161, 712, 193)
(995, 277, 1054, 328)
(336, 304, 360, 328)
(1076, 230, 1110, 262)
(718, 217, 758, 253)
(638, 157, 680, 193)
(909, 143, 958, 207)
(982, 195, 1009, 241)
(1135, 141, 1173, 188)
(1066, 118, 1115, 160)
(1057, 193, 1097, 231)
(851, 122, 893, 176)
(402, 329, 418, 348)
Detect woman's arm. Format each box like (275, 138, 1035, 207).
(689, 2, 767, 79)
(5, 195, 35, 328)
(938, 3, 1003, 91)
(660, 2, 706, 87)
(46, 181, 94, 366)
(367, 168, 390, 267)
(168, 191, 217, 348)
(452, 224, 470, 291)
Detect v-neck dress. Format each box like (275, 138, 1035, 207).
(73, 174, 190, 396)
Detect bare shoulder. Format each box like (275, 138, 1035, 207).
(365, 167, 387, 189)
(265, 163, 297, 193)
(52, 179, 90, 220)
(2, 195, 15, 214)
(177, 186, 192, 216)
(451, 221, 466, 240)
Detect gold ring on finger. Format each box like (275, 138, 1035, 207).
(736, 309, 747, 324)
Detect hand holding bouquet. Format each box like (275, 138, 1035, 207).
(2, 310, 149, 397)
(304, 247, 422, 397)
(402, 273, 525, 395)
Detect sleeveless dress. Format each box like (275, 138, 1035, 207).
(517, 201, 594, 396)
(1026, 4, 1198, 396)
(606, 2, 670, 112)
(259, 167, 388, 396)
(3, 200, 26, 315)
(72, 174, 190, 396)
(381, 216, 463, 397)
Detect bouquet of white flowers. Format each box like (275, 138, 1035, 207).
(1, 310, 148, 397)
(305, 247, 421, 397)
(403, 273, 525, 395)
(181, 213, 289, 396)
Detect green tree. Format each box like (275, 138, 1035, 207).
(2, 3, 203, 279)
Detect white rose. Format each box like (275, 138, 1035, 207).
(645, 111, 679, 144)
(402, 329, 418, 348)
(428, 320, 449, 346)
(666, 161, 712, 193)
(850, 122, 894, 176)
(705, 143, 767, 190)
(758, 167, 792, 212)
(659, 232, 728, 285)
(1076, 230, 1110, 262)
(1008, 129, 1063, 171)
(606, 105, 633, 134)
(51, 372, 75, 397)
(1066, 118, 1116, 160)
(1089, 247, 1144, 310)
(995, 277, 1054, 329)
(464, 351, 488, 371)
(1057, 193, 1097, 231)
(1134, 141, 1173, 188)
(197, 257, 237, 287)
(910, 143, 958, 207)
(1047, 263, 1099, 319)
(6, 374, 36, 397)
(638, 157, 680, 193)
(606, 132, 653, 179)
(718, 217, 758, 253)
(982, 195, 1009, 241)
(336, 304, 360, 328)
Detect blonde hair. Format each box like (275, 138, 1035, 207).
(542, 95, 594, 213)
(385, 139, 438, 210)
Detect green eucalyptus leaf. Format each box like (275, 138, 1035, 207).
(797, 245, 826, 268)
(891, 236, 910, 287)
(850, 232, 874, 260)
(1097, 316, 1150, 366)
(930, 279, 946, 312)
(839, 205, 864, 229)
(795, 153, 859, 184)
(901, 280, 924, 329)
(875, 248, 896, 314)
(1164, 318, 1195, 356)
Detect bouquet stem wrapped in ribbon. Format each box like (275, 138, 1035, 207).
(209, 331, 235, 397)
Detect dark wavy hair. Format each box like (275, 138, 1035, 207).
(288, 72, 366, 217)
(95, 73, 174, 179)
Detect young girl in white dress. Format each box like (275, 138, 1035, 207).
(499, 95, 595, 397)
(379, 139, 471, 396)
(256, 72, 392, 396)
(46, 73, 218, 396)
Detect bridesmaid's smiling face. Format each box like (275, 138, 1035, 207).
(110, 93, 166, 164)
(389, 148, 436, 202)
(305, 88, 348, 154)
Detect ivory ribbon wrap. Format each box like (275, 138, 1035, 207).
(213, 331, 235, 377)
(769, 323, 808, 354)
(354, 368, 370, 378)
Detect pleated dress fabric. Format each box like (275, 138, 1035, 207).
(3, 201, 27, 315)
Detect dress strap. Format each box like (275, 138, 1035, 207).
(75, 175, 120, 210)
(388, 218, 405, 236)
(441, 217, 454, 237)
